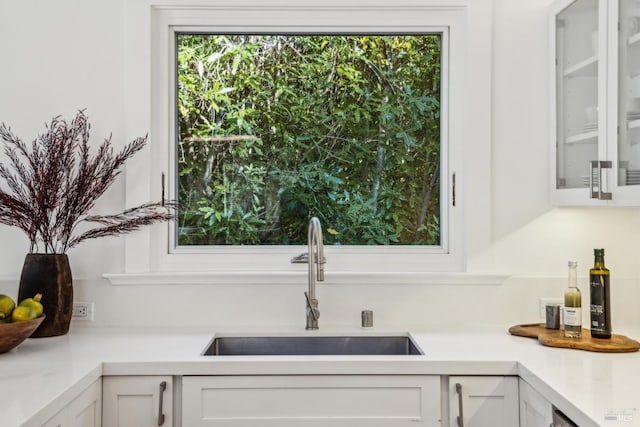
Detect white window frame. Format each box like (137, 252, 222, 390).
(111, 0, 500, 286)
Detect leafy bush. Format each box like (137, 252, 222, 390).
(177, 34, 441, 246)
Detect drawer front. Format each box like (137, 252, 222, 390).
(183, 375, 441, 426)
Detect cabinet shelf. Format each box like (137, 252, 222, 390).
(628, 118, 640, 129)
(629, 32, 640, 46)
(565, 130, 598, 144)
(563, 55, 597, 77)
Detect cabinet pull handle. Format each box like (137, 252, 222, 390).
(598, 160, 612, 200)
(158, 381, 167, 426)
(589, 160, 597, 199)
(455, 382, 464, 427)
(590, 160, 613, 200)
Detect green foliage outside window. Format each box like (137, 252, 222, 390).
(176, 34, 441, 245)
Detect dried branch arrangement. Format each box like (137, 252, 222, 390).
(0, 111, 175, 253)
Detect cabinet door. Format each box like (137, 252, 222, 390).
(183, 375, 441, 426)
(613, 0, 640, 204)
(103, 376, 173, 427)
(448, 376, 519, 427)
(519, 379, 553, 427)
(41, 378, 102, 427)
(551, 0, 608, 205)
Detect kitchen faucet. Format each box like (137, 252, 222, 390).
(304, 217, 325, 330)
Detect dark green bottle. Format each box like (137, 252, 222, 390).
(589, 248, 611, 339)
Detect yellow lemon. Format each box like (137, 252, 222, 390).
(0, 294, 16, 320)
(19, 293, 43, 317)
(11, 306, 37, 322)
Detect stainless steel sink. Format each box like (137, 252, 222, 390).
(203, 335, 423, 356)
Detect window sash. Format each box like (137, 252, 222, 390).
(173, 32, 444, 248)
(170, 30, 448, 251)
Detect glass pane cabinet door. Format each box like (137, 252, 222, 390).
(555, 0, 601, 195)
(618, 0, 640, 190)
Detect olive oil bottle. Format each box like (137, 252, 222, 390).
(589, 249, 611, 339)
(563, 261, 582, 338)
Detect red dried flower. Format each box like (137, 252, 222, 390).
(0, 110, 176, 253)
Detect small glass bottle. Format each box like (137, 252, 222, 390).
(563, 261, 582, 338)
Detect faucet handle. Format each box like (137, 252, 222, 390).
(291, 253, 308, 263)
(304, 291, 320, 321)
(291, 252, 326, 264)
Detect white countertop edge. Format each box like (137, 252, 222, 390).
(101, 358, 521, 376)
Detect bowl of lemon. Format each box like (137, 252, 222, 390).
(0, 293, 45, 354)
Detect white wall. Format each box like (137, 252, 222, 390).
(0, 0, 127, 276)
(0, 0, 638, 330)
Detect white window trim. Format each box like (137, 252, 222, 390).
(111, 0, 502, 285)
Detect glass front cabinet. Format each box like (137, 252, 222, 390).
(551, 0, 640, 205)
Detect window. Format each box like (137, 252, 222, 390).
(176, 34, 443, 247)
(117, 1, 479, 281)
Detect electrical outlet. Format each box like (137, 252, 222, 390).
(539, 298, 563, 319)
(72, 302, 94, 321)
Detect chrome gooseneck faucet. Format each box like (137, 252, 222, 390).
(305, 217, 325, 330)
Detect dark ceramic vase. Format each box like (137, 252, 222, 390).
(18, 254, 73, 337)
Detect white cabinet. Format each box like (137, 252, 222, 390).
(103, 376, 173, 427)
(447, 376, 519, 427)
(551, 0, 640, 205)
(519, 378, 553, 427)
(182, 375, 441, 426)
(41, 378, 102, 427)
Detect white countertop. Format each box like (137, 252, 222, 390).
(2, 324, 640, 427)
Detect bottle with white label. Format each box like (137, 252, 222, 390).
(564, 261, 582, 338)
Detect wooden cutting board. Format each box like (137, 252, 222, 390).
(509, 323, 640, 353)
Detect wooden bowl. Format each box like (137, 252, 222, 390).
(0, 315, 45, 354)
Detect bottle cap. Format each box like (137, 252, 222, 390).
(568, 260, 577, 268)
